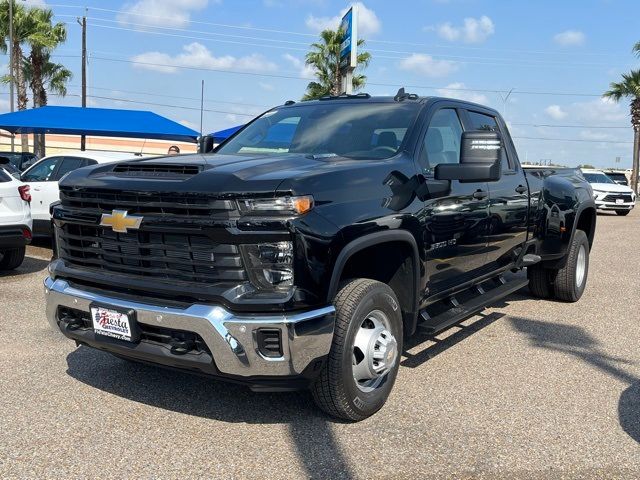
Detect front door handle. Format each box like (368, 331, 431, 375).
(472, 189, 488, 200)
(515, 185, 527, 194)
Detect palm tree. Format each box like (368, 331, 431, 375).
(24, 7, 69, 157)
(0, 1, 33, 150)
(24, 54, 72, 157)
(603, 70, 640, 192)
(303, 28, 371, 100)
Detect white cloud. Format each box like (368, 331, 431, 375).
(399, 53, 458, 78)
(282, 53, 315, 79)
(23, 0, 48, 8)
(118, 0, 211, 28)
(131, 42, 278, 74)
(545, 105, 568, 120)
(179, 119, 198, 130)
(553, 30, 586, 47)
(433, 15, 494, 44)
(258, 82, 275, 91)
(306, 2, 381, 36)
(572, 97, 626, 123)
(436, 82, 488, 104)
(579, 130, 615, 142)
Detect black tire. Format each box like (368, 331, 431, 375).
(616, 210, 631, 216)
(0, 247, 26, 270)
(312, 278, 403, 421)
(553, 230, 589, 302)
(527, 263, 555, 299)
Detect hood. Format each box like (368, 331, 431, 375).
(589, 182, 633, 194)
(59, 152, 392, 197)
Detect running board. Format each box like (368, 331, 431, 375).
(418, 276, 529, 335)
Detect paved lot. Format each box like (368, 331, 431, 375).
(1, 210, 639, 479)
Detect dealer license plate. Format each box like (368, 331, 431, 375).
(616, 199, 624, 204)
(91, 306, 133, 341)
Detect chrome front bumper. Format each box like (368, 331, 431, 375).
(44, 277, 335, 378)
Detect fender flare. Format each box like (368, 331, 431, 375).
(327, 230, 421, 328)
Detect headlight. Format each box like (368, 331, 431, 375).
(240, 241, 294, 291)
(237, 195, 313, 215)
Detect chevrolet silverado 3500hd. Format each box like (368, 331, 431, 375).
(45, 92, 595, 421)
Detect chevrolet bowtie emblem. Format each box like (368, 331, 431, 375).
(100, 210, 143, 233)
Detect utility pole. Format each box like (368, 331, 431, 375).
(9, 0, 15, 151)
(200, 80, 204, 137)
(78, 14, 87, 151)
(500, 88, 514, 121)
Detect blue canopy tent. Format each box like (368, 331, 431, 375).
(0, 106, 199, 143)
(211, 125, 243, 144)
(211, 122, 297, 145)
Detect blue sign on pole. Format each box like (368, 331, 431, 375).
(339, 6, 357, 70)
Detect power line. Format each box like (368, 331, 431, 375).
(87, 54, 608, 98)
(83, 21, 627, 70)
(50, 4, 632, 59)
(512, 123, 629, 129)
(513, 136, 633, 144)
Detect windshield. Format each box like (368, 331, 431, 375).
(216, 102, 422, 160)
(583, 172, 615, 184)
(606, 173, 627, 181)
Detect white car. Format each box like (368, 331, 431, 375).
(20, 151, 139, 235)
(0, 166, 32, 270)
(582, 168, 636, 216)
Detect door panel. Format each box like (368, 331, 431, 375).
(464, 110, 529, 267)
(21, 156, 62, 221)
(416, 107, 491, 299)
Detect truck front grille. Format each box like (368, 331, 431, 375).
(57, 223, 247, 284)
(59, 187, 236, 217)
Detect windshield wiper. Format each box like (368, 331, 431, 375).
(306, 153, 338, 160)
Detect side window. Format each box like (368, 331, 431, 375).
(22, 155, 37, 170)
(21, 157, 62, 182)
(466, 111, 512, 171)
(53, 157, 86, 180)
(420, 109, 463, 172)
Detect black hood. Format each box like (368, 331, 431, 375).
(59, 152, 396, 198)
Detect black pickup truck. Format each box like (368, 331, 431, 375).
(45, 92, 595, 421)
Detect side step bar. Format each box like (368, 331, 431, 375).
(418, 276, 529, 335)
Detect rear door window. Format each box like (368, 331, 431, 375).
(53, 157, 87, 180)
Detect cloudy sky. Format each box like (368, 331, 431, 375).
(2, 0, 639, 167)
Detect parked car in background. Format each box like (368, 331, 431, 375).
(582, 168, 636, 216)
(20, 151, 139, 235)
(604, 170, 629, 186)
(0, 151, 38, 171)
(0, 166, 32, 270)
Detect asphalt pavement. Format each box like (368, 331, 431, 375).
(1, 210, 639, 479)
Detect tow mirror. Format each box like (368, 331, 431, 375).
(198, 135, 215, 153)
(435, 130, 502, 183)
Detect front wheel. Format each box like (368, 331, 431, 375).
(616, 210, 631, 216)
(553, 229, 590, 302)
(312, 278, 403, 421)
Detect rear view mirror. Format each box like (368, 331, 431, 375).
(434, 130, 502, 183)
